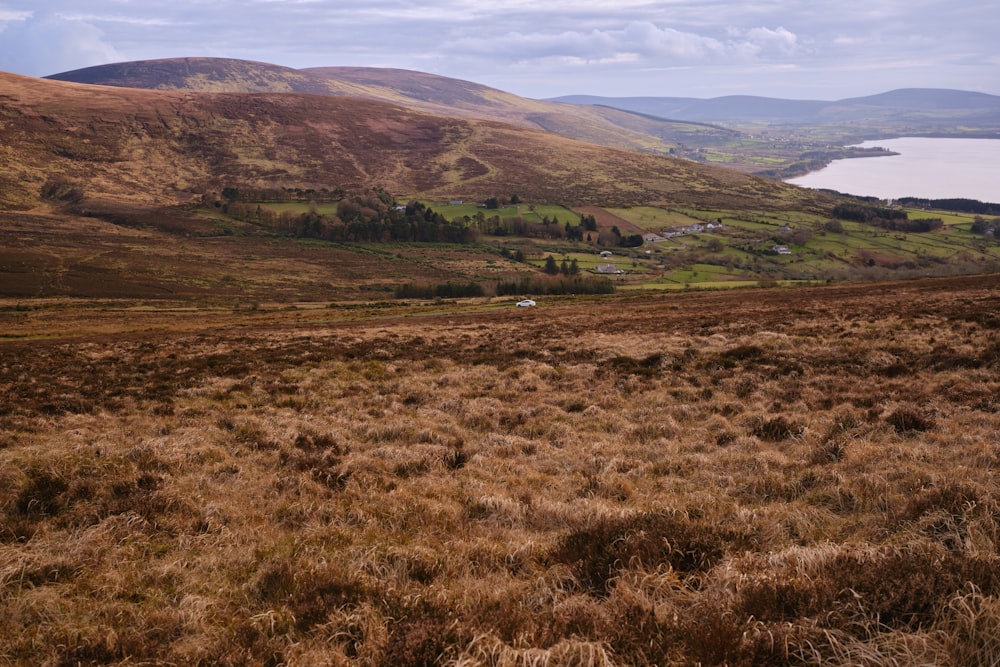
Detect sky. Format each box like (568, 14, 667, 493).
(0, 1, 997, 100)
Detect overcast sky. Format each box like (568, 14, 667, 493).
(0, 1, 997, 100)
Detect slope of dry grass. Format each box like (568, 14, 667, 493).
(2, 275, 1000, 665)
(47, 58, 732, 156)
(0, 71, 833, 213)
(0, 208, 530, 301)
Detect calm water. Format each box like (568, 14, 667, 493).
(786, 137, 1000, 203)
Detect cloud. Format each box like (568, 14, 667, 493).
(740, 27, 799, 56)
(449, 20, 800, 69)
(0, 0, 994, 98)
(0, 12, 122, 76)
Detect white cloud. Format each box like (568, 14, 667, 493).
(450, 21, 795, 66)
(54, 13, 180, 27)
(0, 12, 122, 76)
(741, 26, 798, 56)
(0, 0, 994, 97)
(0, 9, 31, 21)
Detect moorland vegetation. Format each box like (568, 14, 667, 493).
(3, 276, 1000, 665)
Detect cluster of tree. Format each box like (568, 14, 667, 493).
(483, 194, 522, 209)
(393, 274, 614, 300)
(832, 203, 941, 233)
(897, 198, 1000, 216)
(602, 224, 643, 248)
(394, 281, 485, 299)
(499, 247, 526, 262)
(781, 228, 813, 246)
(475, 212, 600, 242)
(824, 219, 845, 234)
(543, 255, 581, 275)
(874, 217, 944, 233)
(832, 202, 908, 223)
(619, 233, 645, 248)
(223, 191, 478, 244)
(496, 274, 614, 296)
(476, 215, 566, 239)
(971, 216, 1000, 238)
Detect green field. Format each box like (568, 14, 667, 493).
(424, 202, 577, 224)
(606, 206, 709, 230)
(205, 198, 1000, 296)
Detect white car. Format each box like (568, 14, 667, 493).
(515, 299, 536, 307)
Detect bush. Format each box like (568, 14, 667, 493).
(496, 274, 614, 296)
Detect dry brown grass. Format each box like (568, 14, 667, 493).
(2, 274, 1000, 665)
(0, 70, 833, 212)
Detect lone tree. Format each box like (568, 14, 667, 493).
(543, 255, 559, 275)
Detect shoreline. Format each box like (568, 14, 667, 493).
(783, 137, 1000, 202)
(762, 145, 898, 180)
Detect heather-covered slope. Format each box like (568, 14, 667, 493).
(0, 71, 828, 212)
(47, 57, 738, 154)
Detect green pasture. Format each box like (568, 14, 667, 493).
(526, 204, 578, 221)
(903, 209, 984, 228)
(208, 198, 1000, 289)
(719, 218, 783, 233)
(658, 263, 745, 285)
(425, 202, 576, 224)
(607, 207, 722, 230)
(527, 250, 657, 273)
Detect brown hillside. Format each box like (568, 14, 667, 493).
(48, 58, 738, 154)
(46, 57, 327, 94)
(0, 71, 829, 212)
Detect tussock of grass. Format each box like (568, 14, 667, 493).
(2, 276, 1000, 664)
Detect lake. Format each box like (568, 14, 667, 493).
(786, 137, 1000, 203)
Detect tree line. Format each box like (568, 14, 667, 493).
(393, 274, 614, 300)
(833, 203, 942, 233)
(897, 197, 1000, 216)
(222, 191, 478, 244)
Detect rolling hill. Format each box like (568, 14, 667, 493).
(47, 57, 739, 156)
(551, 89, 1000, 127)
(0, 70, 827, 212)
(2, 68, 997, 304)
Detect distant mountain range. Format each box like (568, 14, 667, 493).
(549, 89, 1000, 126)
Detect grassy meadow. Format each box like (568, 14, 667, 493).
(3, 275, 1000, 665)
